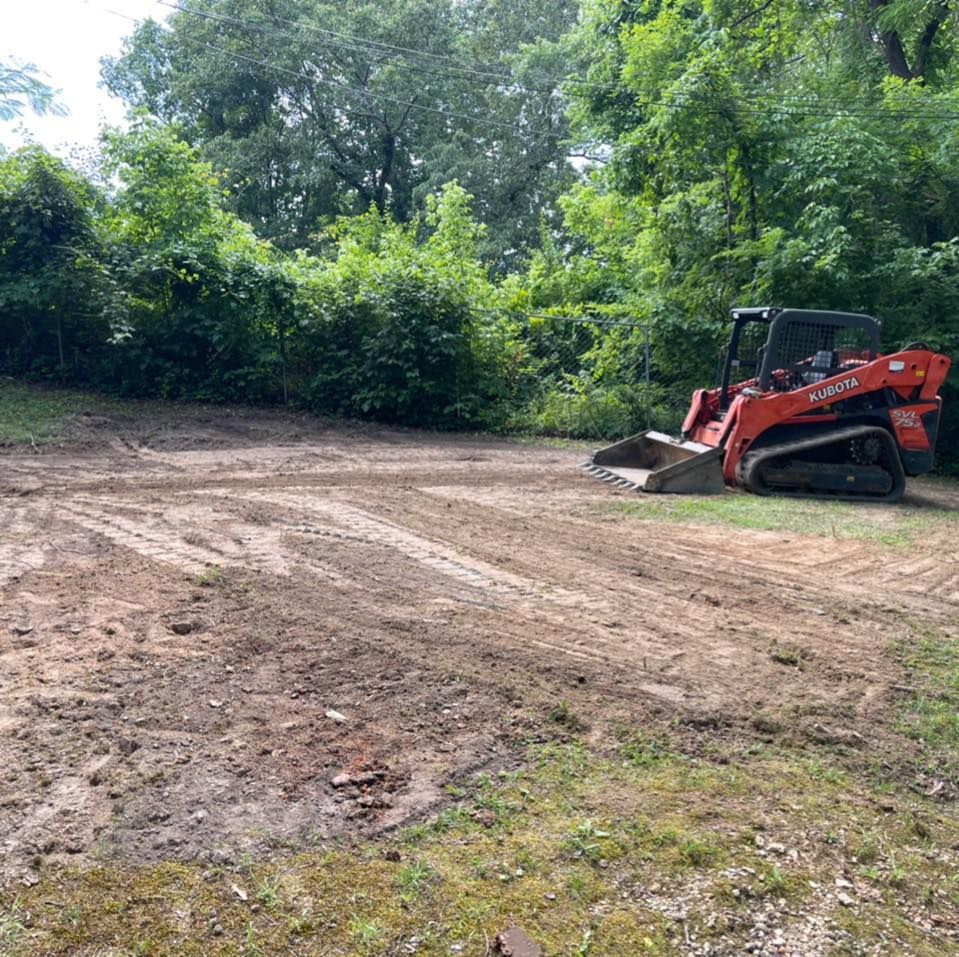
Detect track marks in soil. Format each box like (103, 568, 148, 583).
(5, 419, 958, 881)
(226, 489, 655, 667)
(59, 497, 344, 582)
(0, 510, 49, 584)
(59, 501, 224, 575)
(243, 490, 538, 595)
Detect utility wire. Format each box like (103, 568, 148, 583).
(159, 0, 959, 118)
(99, 1, 959, 125)
(95, 3, 561, 136)
(155, 0, 520, 88)
(155, 0, 561, 103)
(159, 0, 516, 82)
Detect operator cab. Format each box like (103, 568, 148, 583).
(719, 307, 880, 410)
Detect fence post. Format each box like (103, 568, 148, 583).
(644, 324, 651, 430)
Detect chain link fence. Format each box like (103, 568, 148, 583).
(494, 311, 696, 441)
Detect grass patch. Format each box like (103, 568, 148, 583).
(611, 493, 958, 547)
(892, 625, 959, 780)
(0, 897, 25, 955)
(4, 741, 958, 956)
(0, 380, 118, 445)
(193, 565, 230, 588)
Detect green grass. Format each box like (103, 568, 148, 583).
(0, 897, 25, 955)
(612, 492, 959, 546)
(4, 741, 958, 956)
(893, 625, 959, 779)
(0, 380, 118, 445)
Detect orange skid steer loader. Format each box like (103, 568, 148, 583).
(584, 307, 951, 502)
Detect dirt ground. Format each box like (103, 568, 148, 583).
(2, 406, 958, 882)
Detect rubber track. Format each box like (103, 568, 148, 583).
(736, 425, 906, 502)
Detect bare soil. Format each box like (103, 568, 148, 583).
(1, 406, 957, 880)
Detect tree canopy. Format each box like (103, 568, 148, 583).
(102, 0, 578, 265)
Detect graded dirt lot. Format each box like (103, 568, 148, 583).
(1, 405, 958, 899)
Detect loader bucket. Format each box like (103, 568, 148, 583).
(582, 430, 725, 494)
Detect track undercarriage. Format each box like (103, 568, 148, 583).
(735, 426, 906, 502)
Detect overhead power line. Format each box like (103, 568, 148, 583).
(156, 0, 959, 120)
(94, 1, 959, 125)
(153, 0, 557, 101)
(94, 3, 562, 137)
(155, 0, 520, 88)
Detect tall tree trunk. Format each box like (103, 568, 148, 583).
(374, 133, 396, 213)
(869, 0, 951, 80)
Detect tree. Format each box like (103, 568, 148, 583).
(101, 0, 577, 265)
(0, 59, 65, 121)
(98, 120, 285, 400)
(0, 148, 106, 375)
(866, 0, 957, 82)
(516, 0, 959, 458)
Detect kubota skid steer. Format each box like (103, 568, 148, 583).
(584, 307, 951, 502)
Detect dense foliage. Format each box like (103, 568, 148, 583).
(2, 0, 959, 466)
(102, 0, 579, 267)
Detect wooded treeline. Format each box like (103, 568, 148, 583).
(2, 0, 958, 463)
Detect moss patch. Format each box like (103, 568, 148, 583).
(3, 742, 957, 956)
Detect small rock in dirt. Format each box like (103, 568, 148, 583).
(169, 621, 200, 635)
(836, 892, 856, 908)
(9, 624, 33, 636)
(117, 737, 139, 756)
(494, 927, 543, 957)
(231, 883, 248, 901)
(211, 923, 224, 936)
(382, 848, 401, 862)
(325, 708, 348, 724)
(353, 770, 381, 786)
(208, 699, 224, 709)
(331, 772, 352, 788)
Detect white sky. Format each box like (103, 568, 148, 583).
(2, 0, 171, 156)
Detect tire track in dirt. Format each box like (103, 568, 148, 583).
(59, 502, 225, 575)
(60, 497, 346, 583)
(0, 510, 49, 585)
(247, 490, 538, 594)
(224, 489, 663, 668)
(422, 482, 959, 611)
(358, 487, 915, 713)
(10, 416, 956, 878)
